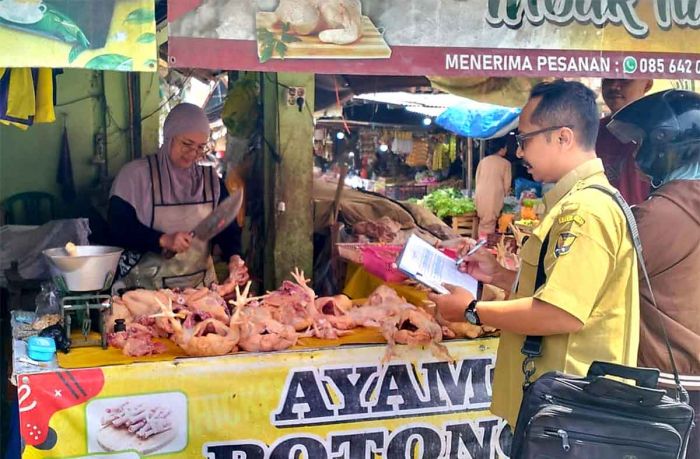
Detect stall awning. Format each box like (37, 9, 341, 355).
(353, 92, 470, 117)
(435, 100, 521, 140)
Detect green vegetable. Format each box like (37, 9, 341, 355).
(416, 188, 475, 219)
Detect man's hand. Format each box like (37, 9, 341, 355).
(459, 246, 502, 284)
(428, 284, 475, 323)
(159, 232, 192, 253)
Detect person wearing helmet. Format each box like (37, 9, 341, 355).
(596, 78, 653, 205)
(608, 89, 700, 459)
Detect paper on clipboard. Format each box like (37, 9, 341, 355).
(397, 234, 479, 296)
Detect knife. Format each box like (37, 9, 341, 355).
(163, 191, 243, 259)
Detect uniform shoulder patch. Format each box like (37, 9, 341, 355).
(557, 214, 586, 226)
(554, 232, 577, 257)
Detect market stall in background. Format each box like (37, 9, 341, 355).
(2, 1, 700, 458)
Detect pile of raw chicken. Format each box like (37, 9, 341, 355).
(106, 269, 494, 362)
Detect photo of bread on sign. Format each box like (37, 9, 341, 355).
(256, 0, 391, 62)
(86, 393, 188, 456)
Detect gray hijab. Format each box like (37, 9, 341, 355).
(111, 103, 218, 226)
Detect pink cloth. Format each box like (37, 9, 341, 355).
(596, 116, 650, 205)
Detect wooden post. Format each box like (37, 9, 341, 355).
(262, 72, 315, 289)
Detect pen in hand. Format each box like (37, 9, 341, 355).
(455, 239, 487, 266)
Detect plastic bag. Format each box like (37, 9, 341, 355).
(39, 324, 71, 354)
(32, 282, 61, 330)
(0, 218, 91, 287)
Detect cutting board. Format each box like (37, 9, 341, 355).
(256, 12, 391, 60)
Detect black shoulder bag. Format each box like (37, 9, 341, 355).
(510, 185, 695, 459)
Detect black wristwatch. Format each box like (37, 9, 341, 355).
(464, 299, 481, 326)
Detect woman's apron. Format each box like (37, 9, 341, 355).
(121, 156, 218, 290)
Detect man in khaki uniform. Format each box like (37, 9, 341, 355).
(430, 80, 640, 429)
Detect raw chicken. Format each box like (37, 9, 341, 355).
(154, 295, 238, 357)
(212, 255, 251, 297)
(290, 268, 352, 339)
(105, 296, 133, 334)
(262, 279, 315, 332)
(230, 282, 297, 352)
(274, 0, 363, 45)
(107, 323, 167, 357)
(236, 305, 298, 352)
(381, 306, 453, 363)
(173, 319, 238, 357)
(121, 289, 167, 318)
(183, 288, 230, 323)
(315, 295, 355, 329)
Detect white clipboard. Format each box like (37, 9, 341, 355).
(396, 234, 480, 296)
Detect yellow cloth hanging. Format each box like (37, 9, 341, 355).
(35, 68, 55, 123)
(6, 68, 35, 120)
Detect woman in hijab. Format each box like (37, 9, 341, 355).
(608, 89, 700, 459)
(109, 103, 248, 292)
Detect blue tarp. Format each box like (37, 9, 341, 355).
(435, 99, 521, 139)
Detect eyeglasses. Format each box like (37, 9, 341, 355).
(515, 125, 573, 150)
(178, 138, 211, 157)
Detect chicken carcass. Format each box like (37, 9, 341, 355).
(121, 289, 168, 318)
(290, 268, 352, 339)
(172, 319, 238, 357)
(105, 296, 133, 334)
(183, 288, 230, 323)
(107, 323, 167, 357)
(314, 295, 355, 330)
(274, 0, 363, 45)
(380, 306, 453, 363)
(212, 255, 251, 297)
(342, 285, 415, 329)
(262, 279, 314, 332)
(230, 282, 298, 352)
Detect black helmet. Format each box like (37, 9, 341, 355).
(607, 89, 700, 184)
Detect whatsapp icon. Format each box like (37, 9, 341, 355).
(623, 56, 638, 74)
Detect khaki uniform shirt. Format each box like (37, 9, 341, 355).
(490, 159, 640, 427)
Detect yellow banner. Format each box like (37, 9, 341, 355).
(0, 0, 156, 71)
(18, 338, 507, 458)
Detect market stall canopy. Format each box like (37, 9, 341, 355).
(353, 92, 467, 117)
(168, 1, 700, 79)
(435, 99, 521, 140)
(315, 74, 430, 112)
(0, 0, 157, 71)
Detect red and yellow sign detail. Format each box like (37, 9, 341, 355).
(19, 338, 507, 458)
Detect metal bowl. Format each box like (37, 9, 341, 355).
(42, 246, 123, 292)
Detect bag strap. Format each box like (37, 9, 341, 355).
(520, 233, 549, 387)
(520, 184, 688, 401)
